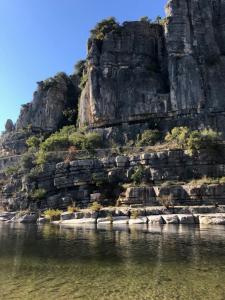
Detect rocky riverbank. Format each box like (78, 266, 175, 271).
(1, 206, 225, 226)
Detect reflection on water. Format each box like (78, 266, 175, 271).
(0, 223, 225, 300)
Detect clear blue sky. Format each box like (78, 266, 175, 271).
(0, 0, 166, 132)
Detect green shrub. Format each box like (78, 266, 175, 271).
(136, 129, 162, 147)
(26, 136, 41, 149)
(165, 127, 222, 155)
(131, 166, 146, 185)
(165, 127, 190, 148)
(67, 205, 79, 213)
(74, 60, 86, 78)
(40, 134, 69, 152)
(4, 164, 20, 176)
(91, 17, 119, 40)
(34, 126, 104, 165)
(84, 132, 103, 150)
(44, 209, 62, 221)
(69, 132, 86, 149)
(89, 201, 102, 212)
(35, 150, 48, 165)
(187, 129, 222, 155)
(58, 125, 77, 135)
(27, 165, 43, 179)
(39, 125, 76, 152)
(30, 188, 46, 200)
(69, 131, 103, 151)
(139, 16, 151, 23)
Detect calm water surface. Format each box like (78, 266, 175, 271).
(0, 223, 225, 300)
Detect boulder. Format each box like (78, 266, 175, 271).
(97, 217, 112, 224)
(177, 214, 195, 224)
(18, 214, 38, 223)
(162, 214, 179, 224)
(129, 217, 148, 225)
(115, 156, 129, 168)
(199, 214, 225, 225)
(112, 216, 129, 225)
(60, 212, 74, 221)
(61, 218, 97, 225)
(147, 215, 165, 224)
(37, 217, 48, 224)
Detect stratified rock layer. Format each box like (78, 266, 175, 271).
(3, 149, 225, 211)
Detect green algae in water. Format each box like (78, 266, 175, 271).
(0, 223, 225, 300)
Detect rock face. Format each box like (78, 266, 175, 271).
(79, 21, 169, 127)
(79, 0, 225, 134)
(165, 0, 225, 114)
(16, 72, 79, 132)
(5, 120, 14, 133)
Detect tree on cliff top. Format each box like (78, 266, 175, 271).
(90, 17, 119, 40)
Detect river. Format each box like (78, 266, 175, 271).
(0, 223, 225, 300)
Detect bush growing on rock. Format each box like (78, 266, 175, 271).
(90, 17, 119, 40)
(89, 201, 102, 212)
(44, 209, 62, 221)
(37, 126, 103, 158)
(30, 188, 46, 200)
(165, 127, 222, 156)
(84, 132, 103, 150)
(35, 150, 49, 165)
(139, 16, 151, 23)
(67, 205, 79, 213)
(131, 166, 146, 185)
(39, 125, 76, 152)
(69, 132, 86, 149)
(187, 129, 222, 155)
(4, 164, 21, 176)
(26, 136, 41, 149)
(165, 127, 190, 148)
(74, 60, 86, 78)
(40, 133, 69, 152)
(136, 129, 162, 146)
(27, 165, 43, 179)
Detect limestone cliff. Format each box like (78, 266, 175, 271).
(0, 72, 79, 155)
(16, 72, 79, 132)
(79, 0, 225, 133)
(79, 21, 169, 127)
